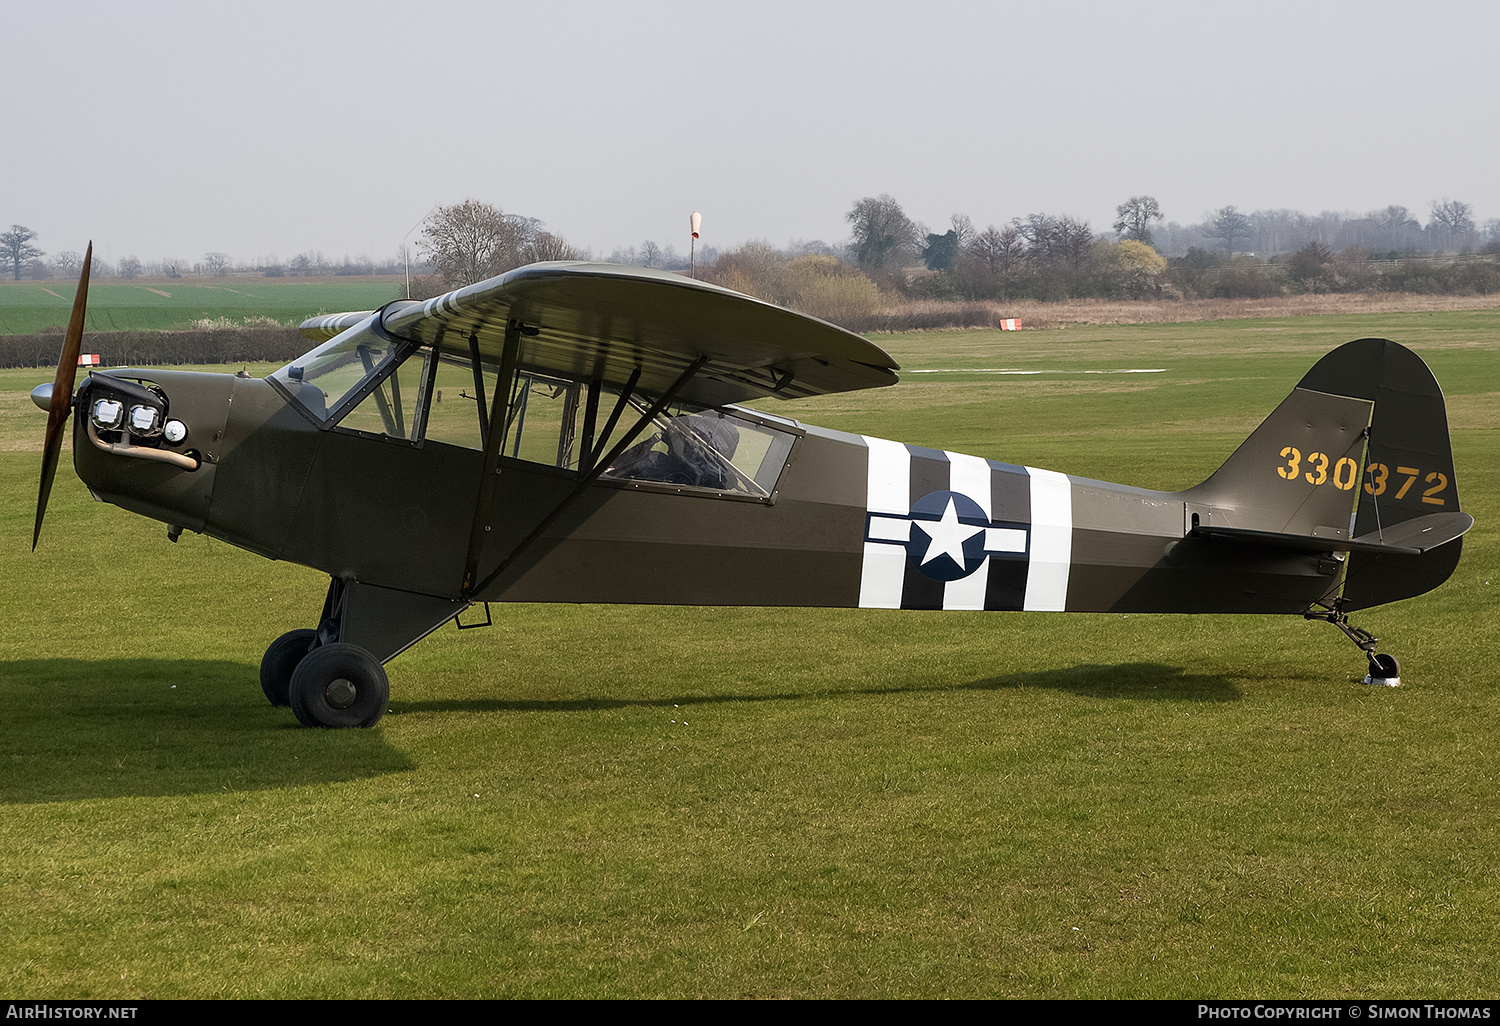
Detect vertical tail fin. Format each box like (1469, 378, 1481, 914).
(1183, 381, 1373, 539)
(1184, 339, 1464, 610)
(1298, 338, 1463, 609)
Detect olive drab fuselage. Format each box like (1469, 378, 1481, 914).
(50, 264, 1469, 726)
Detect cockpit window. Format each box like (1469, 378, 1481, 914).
(423, 354, 496, 450)
(272, 318, 399, 422)
(338, 348, 432, 442)
(272, 326, 798, 499)
(504, 372, 580, 468)
(600, 404, 795, 498)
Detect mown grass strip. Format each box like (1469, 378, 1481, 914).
(1, 313, 1496, 997)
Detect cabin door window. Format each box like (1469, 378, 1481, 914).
(502, 372, 581, 469)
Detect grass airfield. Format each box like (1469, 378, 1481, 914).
(1, 310, 1497, 998)
(0, 277, 401, 334)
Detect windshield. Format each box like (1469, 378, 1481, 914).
(271, 317, 399, 421)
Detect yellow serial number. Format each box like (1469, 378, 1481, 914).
(1276, 447, 1358, 490)
(1275, 448, 1447, 506)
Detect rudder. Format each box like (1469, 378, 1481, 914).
(1297, 338, 1464, 609)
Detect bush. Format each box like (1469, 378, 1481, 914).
(781, 255, 882, 324)
(1451, 260, 1500, 294)
(0, 326, 313, 369)
(1287, 241, 1335, 292)
(703, 241, 787, 303)
(904, 270, 961, 301)
(1085, 240, 1168, 299)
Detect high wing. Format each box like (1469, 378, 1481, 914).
(298, 311, 372, 341)
(298, 262, 899, 407)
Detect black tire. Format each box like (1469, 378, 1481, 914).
(1369, 652, 1400, 681)
(288, 642, 389, 728)
(260, 629, 316, 707)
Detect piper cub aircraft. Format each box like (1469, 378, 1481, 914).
(33, 249, 1472, 727)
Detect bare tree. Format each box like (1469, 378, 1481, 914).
(1202, 206, 1253, 256)
(1113, 196, 1162, 245)
(2, 224, 42, 281)
(119, 255, 142, 279)
(949, 213, 976, 250)
(951, 223, 1026, 300)
(204, 252, 230, 276)
(1374, 205, 1419, 232)
(970, 224, 1024, 274)
(846, 194, 921, 271)
(1428, 199, 1475, 250)
(1484, 219, 1500, 253)
(787, 239, 837, 258)
(1014, 213, 1060, 259)
(55, 251, 82, 276)
(524, 231, 583, 262)
(705, 240, 787, 300)
(1013, 213, 1093, 266)
(639, 240, 662, 268)
(418, 199, 543, 288)
(1055, 216, 1095, 267)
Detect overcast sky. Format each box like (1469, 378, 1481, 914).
(7, 0, 1497, 267)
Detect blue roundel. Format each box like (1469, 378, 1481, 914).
(906, 490, 990, 582)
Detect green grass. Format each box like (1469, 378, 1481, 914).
(0, 278, 400, 334)
(2, 311, 1497, 997)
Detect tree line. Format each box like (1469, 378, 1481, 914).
(831, 195, 1500, 304)
(8, 191, 1500, 308)
(407, 195, 1500, 313)
(0, 224, 412, 282)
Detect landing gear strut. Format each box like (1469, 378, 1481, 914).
(1304, 600, 1401, 686)
(257, 577, 391, 727)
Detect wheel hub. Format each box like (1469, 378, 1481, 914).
(326, 677, 357, 709)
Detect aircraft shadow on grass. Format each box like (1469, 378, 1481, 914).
(0, 658, 414, 804)
(391, 660, 1241, 716)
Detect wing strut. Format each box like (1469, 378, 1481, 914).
(584, 364, 642, 472)
(462, 354, 708, 602)
(459, 320, 524, 595)
(468, 331, 491, 448)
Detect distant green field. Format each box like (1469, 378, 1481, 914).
(1, 309, 1496, 997)
(0, 277, 401, 334)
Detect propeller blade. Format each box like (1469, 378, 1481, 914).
(33, 241, 93, 551)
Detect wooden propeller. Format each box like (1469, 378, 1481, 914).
(33, 241, 92, 550)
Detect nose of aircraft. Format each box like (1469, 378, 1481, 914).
(68, 368, 236, 538)
(31, 243, 240, 548)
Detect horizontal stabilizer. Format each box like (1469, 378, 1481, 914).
(1195, 511, 1472, 557)
(1350, 510, 1473, 553)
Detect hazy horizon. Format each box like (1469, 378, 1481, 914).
(8, 0, 1497, 267)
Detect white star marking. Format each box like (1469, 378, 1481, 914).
(914, 498, 984, 567)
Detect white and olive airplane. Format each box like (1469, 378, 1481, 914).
(33, 248, 1472, 727)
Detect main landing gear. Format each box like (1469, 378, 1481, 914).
(259, 630, 390, 728)
(258, 580, 390, 727)
(1304, 601, 1401, 686)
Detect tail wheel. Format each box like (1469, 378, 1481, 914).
(259, 629, 317, 707)
(288, 642, 389, 728)
(1368, 652, 1401, 683)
